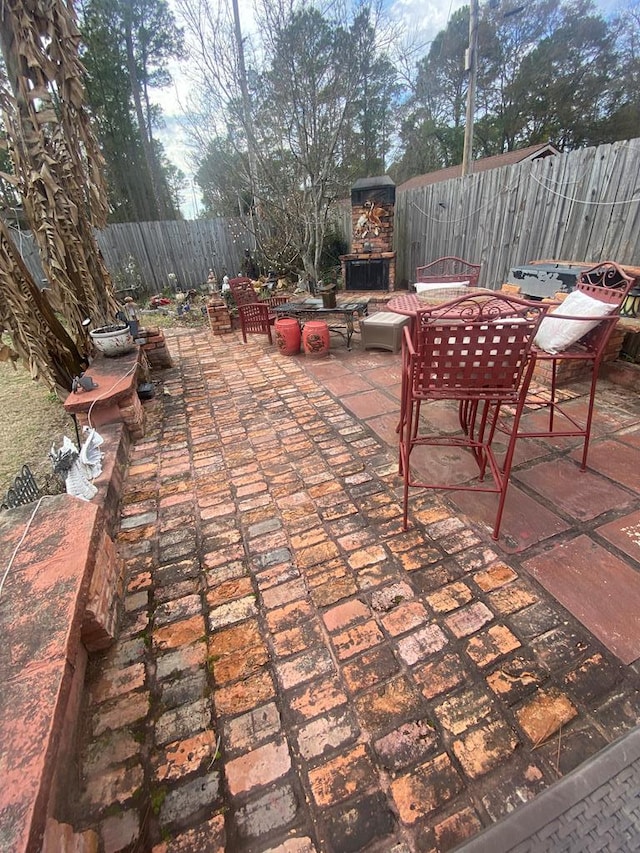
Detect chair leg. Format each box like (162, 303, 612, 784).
(412, 400, 422, 440)
(400, 396, 415, 530)
(493, 361, 536, 539)
(548, 357, 558, 432)
(580, 363, 600, 471)
(474, 401, 493, 479)
(402, 460, 410, 531)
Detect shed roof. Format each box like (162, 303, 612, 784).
(397, 143, 559, 192)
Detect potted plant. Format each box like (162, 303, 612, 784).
(89, 322, 135, 357)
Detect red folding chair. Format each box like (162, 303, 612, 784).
(263, 294, 289, 308)
(399, 292, 548, 540)
(228, 276, 258, 307)
(517, 261, 634, 470)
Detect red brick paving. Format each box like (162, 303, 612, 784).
(597, 507, 640, 562)
(574, 437, 640, 491)
(514, 457, 635, 521)
(524, 535, 640, 664)
(63, 326, 640, 852)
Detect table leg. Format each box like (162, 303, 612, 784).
(346, 314, 354, 348)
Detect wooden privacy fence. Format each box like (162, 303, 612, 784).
(98, 219, 252, 292)
(13, 217, 252, 295)
(394, 138, 640, 288)
(8, 139, 640, 295)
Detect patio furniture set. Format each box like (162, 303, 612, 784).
(224, 260, 634, 544)
(224, 277, 369, 353)
(392, 257, 634, 541)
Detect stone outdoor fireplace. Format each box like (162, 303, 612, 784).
(340, 175, 396, 292)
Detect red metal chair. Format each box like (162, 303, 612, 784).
(237, 301, 275, 344)
(416, 256, 482, 287)
(517, 261, 634, 470)
(399, 292, 548, 540)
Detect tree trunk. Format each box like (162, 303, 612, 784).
(0, 220, 86, 390)
(124, 19, 165, 219)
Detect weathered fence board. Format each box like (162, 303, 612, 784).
(11, 218, 252, 296)
(7, 139, 640, 298)
(396, 138, 640, 288)
(97, 219, 252, 292)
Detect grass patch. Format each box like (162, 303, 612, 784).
(140, 308, 207, 330)
(150, 786, 167, 815)
(0, 312, 196, 500)
(0, 360, 74, 497)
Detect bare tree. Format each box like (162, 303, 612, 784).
(178, 0, 392, 283)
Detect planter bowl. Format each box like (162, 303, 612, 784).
(90, 324, 135, 357)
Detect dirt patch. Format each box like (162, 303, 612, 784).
(0, 360, 73, 498)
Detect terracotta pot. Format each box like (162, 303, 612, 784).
(302, 320, 330, 358)
(275, 318, 301, 355)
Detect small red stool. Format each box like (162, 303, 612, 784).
(302, 320, 330, 357)
(275, 318, 301, 355)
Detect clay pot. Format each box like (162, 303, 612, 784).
(275, 318, 301, 355)
(319, 286, 337, 308)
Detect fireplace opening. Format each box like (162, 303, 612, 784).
(345, 258, 390, 291)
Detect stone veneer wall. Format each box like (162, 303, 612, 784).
(341, 187, 397, 291)
(64, 330, 173, 442)
(0, 427, 128, 853)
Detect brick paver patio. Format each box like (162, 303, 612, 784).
(63, 325, 640, 852)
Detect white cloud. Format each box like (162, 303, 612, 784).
(388, 0, 468, 45)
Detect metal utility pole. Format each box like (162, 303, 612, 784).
(462, 0, 479, 177)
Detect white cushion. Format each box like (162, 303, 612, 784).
(534, 290, 615, 354)
(415, 281, 469, 294)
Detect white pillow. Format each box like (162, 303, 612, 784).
(415, 281, 469, 294)
(534, 290, 615, 354)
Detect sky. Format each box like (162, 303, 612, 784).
(155, 0, 621, 219)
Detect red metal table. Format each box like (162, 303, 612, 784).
(388, 287, 492, 317)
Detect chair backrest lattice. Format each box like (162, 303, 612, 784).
(264, 295, 289, 308)
(229, 277, 258, 307)
(410, 294, 547, 400)
(572, 261, 634, 354)
(576, 261, 634, 305)
(238, 301, 271, 331)
(416, 256, 481, 287)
